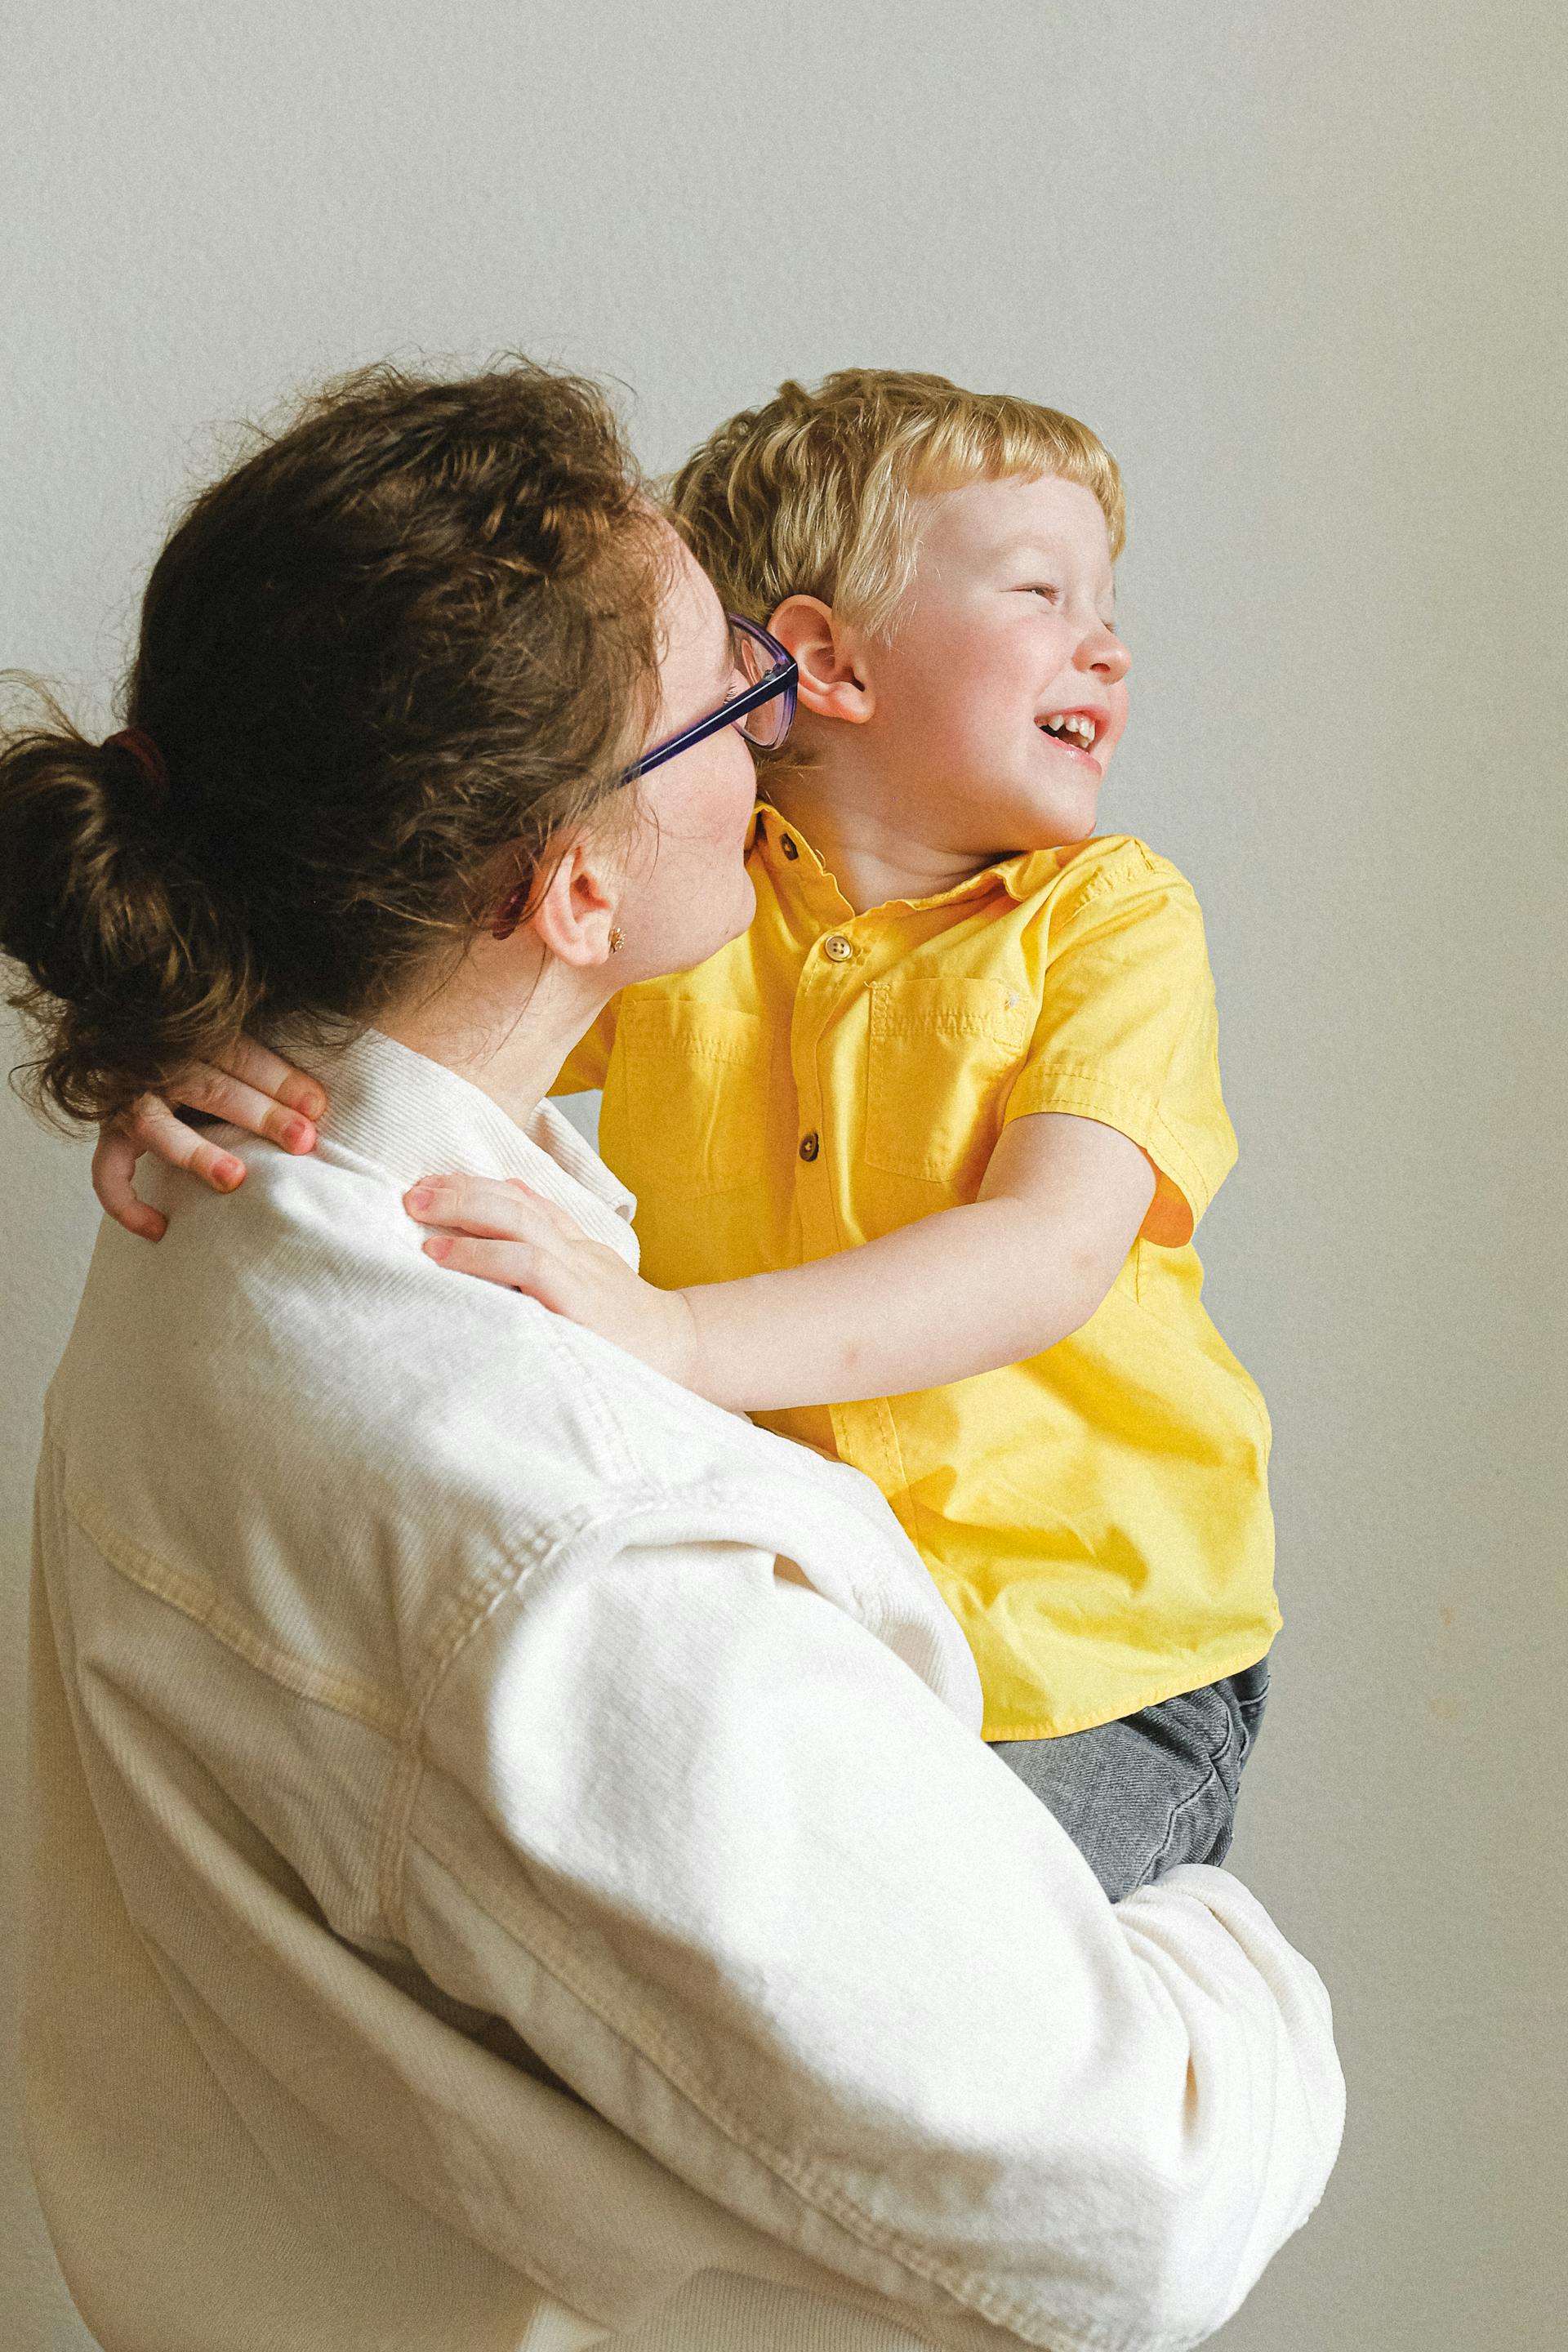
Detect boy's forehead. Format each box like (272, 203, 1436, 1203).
(920, 471, 1112, 564)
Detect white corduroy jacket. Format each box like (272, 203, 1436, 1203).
(24, 1028, 1343, 2352)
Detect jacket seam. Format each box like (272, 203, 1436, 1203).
(378, 1503, 605, 1943)
(60, 1472, 410, 1742)
(539, 1313, 658, 1492)
(385, 1474, 880, 1936)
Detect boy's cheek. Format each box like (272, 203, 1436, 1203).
(1090, 684, 1130, 764)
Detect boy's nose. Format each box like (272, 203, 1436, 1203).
(1076, 621, 1131, 682)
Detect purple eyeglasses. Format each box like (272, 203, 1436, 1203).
(619, 612, 797, 784)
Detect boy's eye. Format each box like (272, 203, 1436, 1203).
(1023, 583, 1061, 602)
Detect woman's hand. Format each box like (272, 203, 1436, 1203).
(93, 1038, 327, 1242)
(404, 1173, 702, 1392)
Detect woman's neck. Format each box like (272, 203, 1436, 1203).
(378, 939, 608, 1131)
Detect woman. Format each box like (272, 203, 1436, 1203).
(3, 363, 1342, 2352)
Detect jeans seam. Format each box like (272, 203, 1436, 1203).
(1148, 1756, 1227, 1879)
(1200, 1699, 1242, 1782)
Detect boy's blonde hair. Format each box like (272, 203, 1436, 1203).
(665, 368, 1125, 647)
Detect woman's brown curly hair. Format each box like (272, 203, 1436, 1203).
(0, 360, 666, 1125)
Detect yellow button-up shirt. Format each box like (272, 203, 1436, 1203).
(556, 808, 1279, 1739)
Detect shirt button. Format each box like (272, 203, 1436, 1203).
(822, 933, 854, 962)
(798, 1131, 820, 1162)
(781, 835, 800, 860)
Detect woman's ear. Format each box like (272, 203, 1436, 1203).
(524, 834, 621, 969)
(768, 595, 875, 726)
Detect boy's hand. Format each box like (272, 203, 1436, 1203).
(404, 1173, 702, 1391)
(92, 1038, 327, 1242)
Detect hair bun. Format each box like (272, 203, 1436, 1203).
(0, 709, 252, 1125)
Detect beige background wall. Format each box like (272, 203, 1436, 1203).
(3, 4, 1564, 2345)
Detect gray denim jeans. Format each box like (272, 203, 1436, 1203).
(987, 1655, 1272, 1904)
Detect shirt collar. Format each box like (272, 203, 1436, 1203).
(283, 1027, 639, 1263)
(751, 800, 1067, 911)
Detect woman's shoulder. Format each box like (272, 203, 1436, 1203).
(59, 1130, 935, 1619)
(47, 1136, 979, 1816)
(40, 1148, 742, 1681)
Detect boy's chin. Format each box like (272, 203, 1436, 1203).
(953, 772, 1102, 861)
(997, 804, 1101, 858)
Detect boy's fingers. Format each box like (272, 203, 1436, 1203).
(91, 1121, 168, 1241)
(177, 1132, 252, 1192)
(122, 1096, 248, 1193)
(502, 1180, 583, 1240)
(423, 1234, 567, 1307)
(172, 1062, 317, 1154)
(405, 1175, 564, 1245)
(216, 1036, 329, 1121)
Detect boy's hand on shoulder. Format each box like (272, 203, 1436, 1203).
(403, 1173, 702, 1392)
(92, 1036, 327, 1241)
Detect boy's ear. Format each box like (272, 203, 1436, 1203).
(767, 595, 875, 726)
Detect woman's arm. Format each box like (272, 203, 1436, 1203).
(407, 1499, 1343, 2346)
(406, 1109, 1157, 1410)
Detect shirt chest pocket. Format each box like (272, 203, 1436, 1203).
(864, 975, 1031, 1191)
(621, 1000, 772, 1198)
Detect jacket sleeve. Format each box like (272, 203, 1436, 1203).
(402, 1500, 1343, 2351)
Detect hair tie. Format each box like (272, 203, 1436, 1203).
(104, 725, 169, 803)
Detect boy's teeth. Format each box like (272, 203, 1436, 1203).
(1041, 713, 1096, 746)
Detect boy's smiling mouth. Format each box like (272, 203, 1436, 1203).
(1037, 709, 1104, 760)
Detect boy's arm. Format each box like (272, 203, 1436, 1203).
(406, 1110, 1156, 1410)
(679, 1111, 1153, 1408)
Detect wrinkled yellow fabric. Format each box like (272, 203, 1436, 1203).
(555, 806, 1278, 1739)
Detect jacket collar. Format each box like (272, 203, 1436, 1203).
(284, 1027, 639, 1263)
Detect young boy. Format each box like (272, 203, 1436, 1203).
(412, 371, 1279, 1902)
(122, 372, 1278, 1901)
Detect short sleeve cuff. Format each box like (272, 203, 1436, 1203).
(1003, 1061, 1233, 1241)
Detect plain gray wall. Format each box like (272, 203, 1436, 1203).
(3, 4, 1564, 2346)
